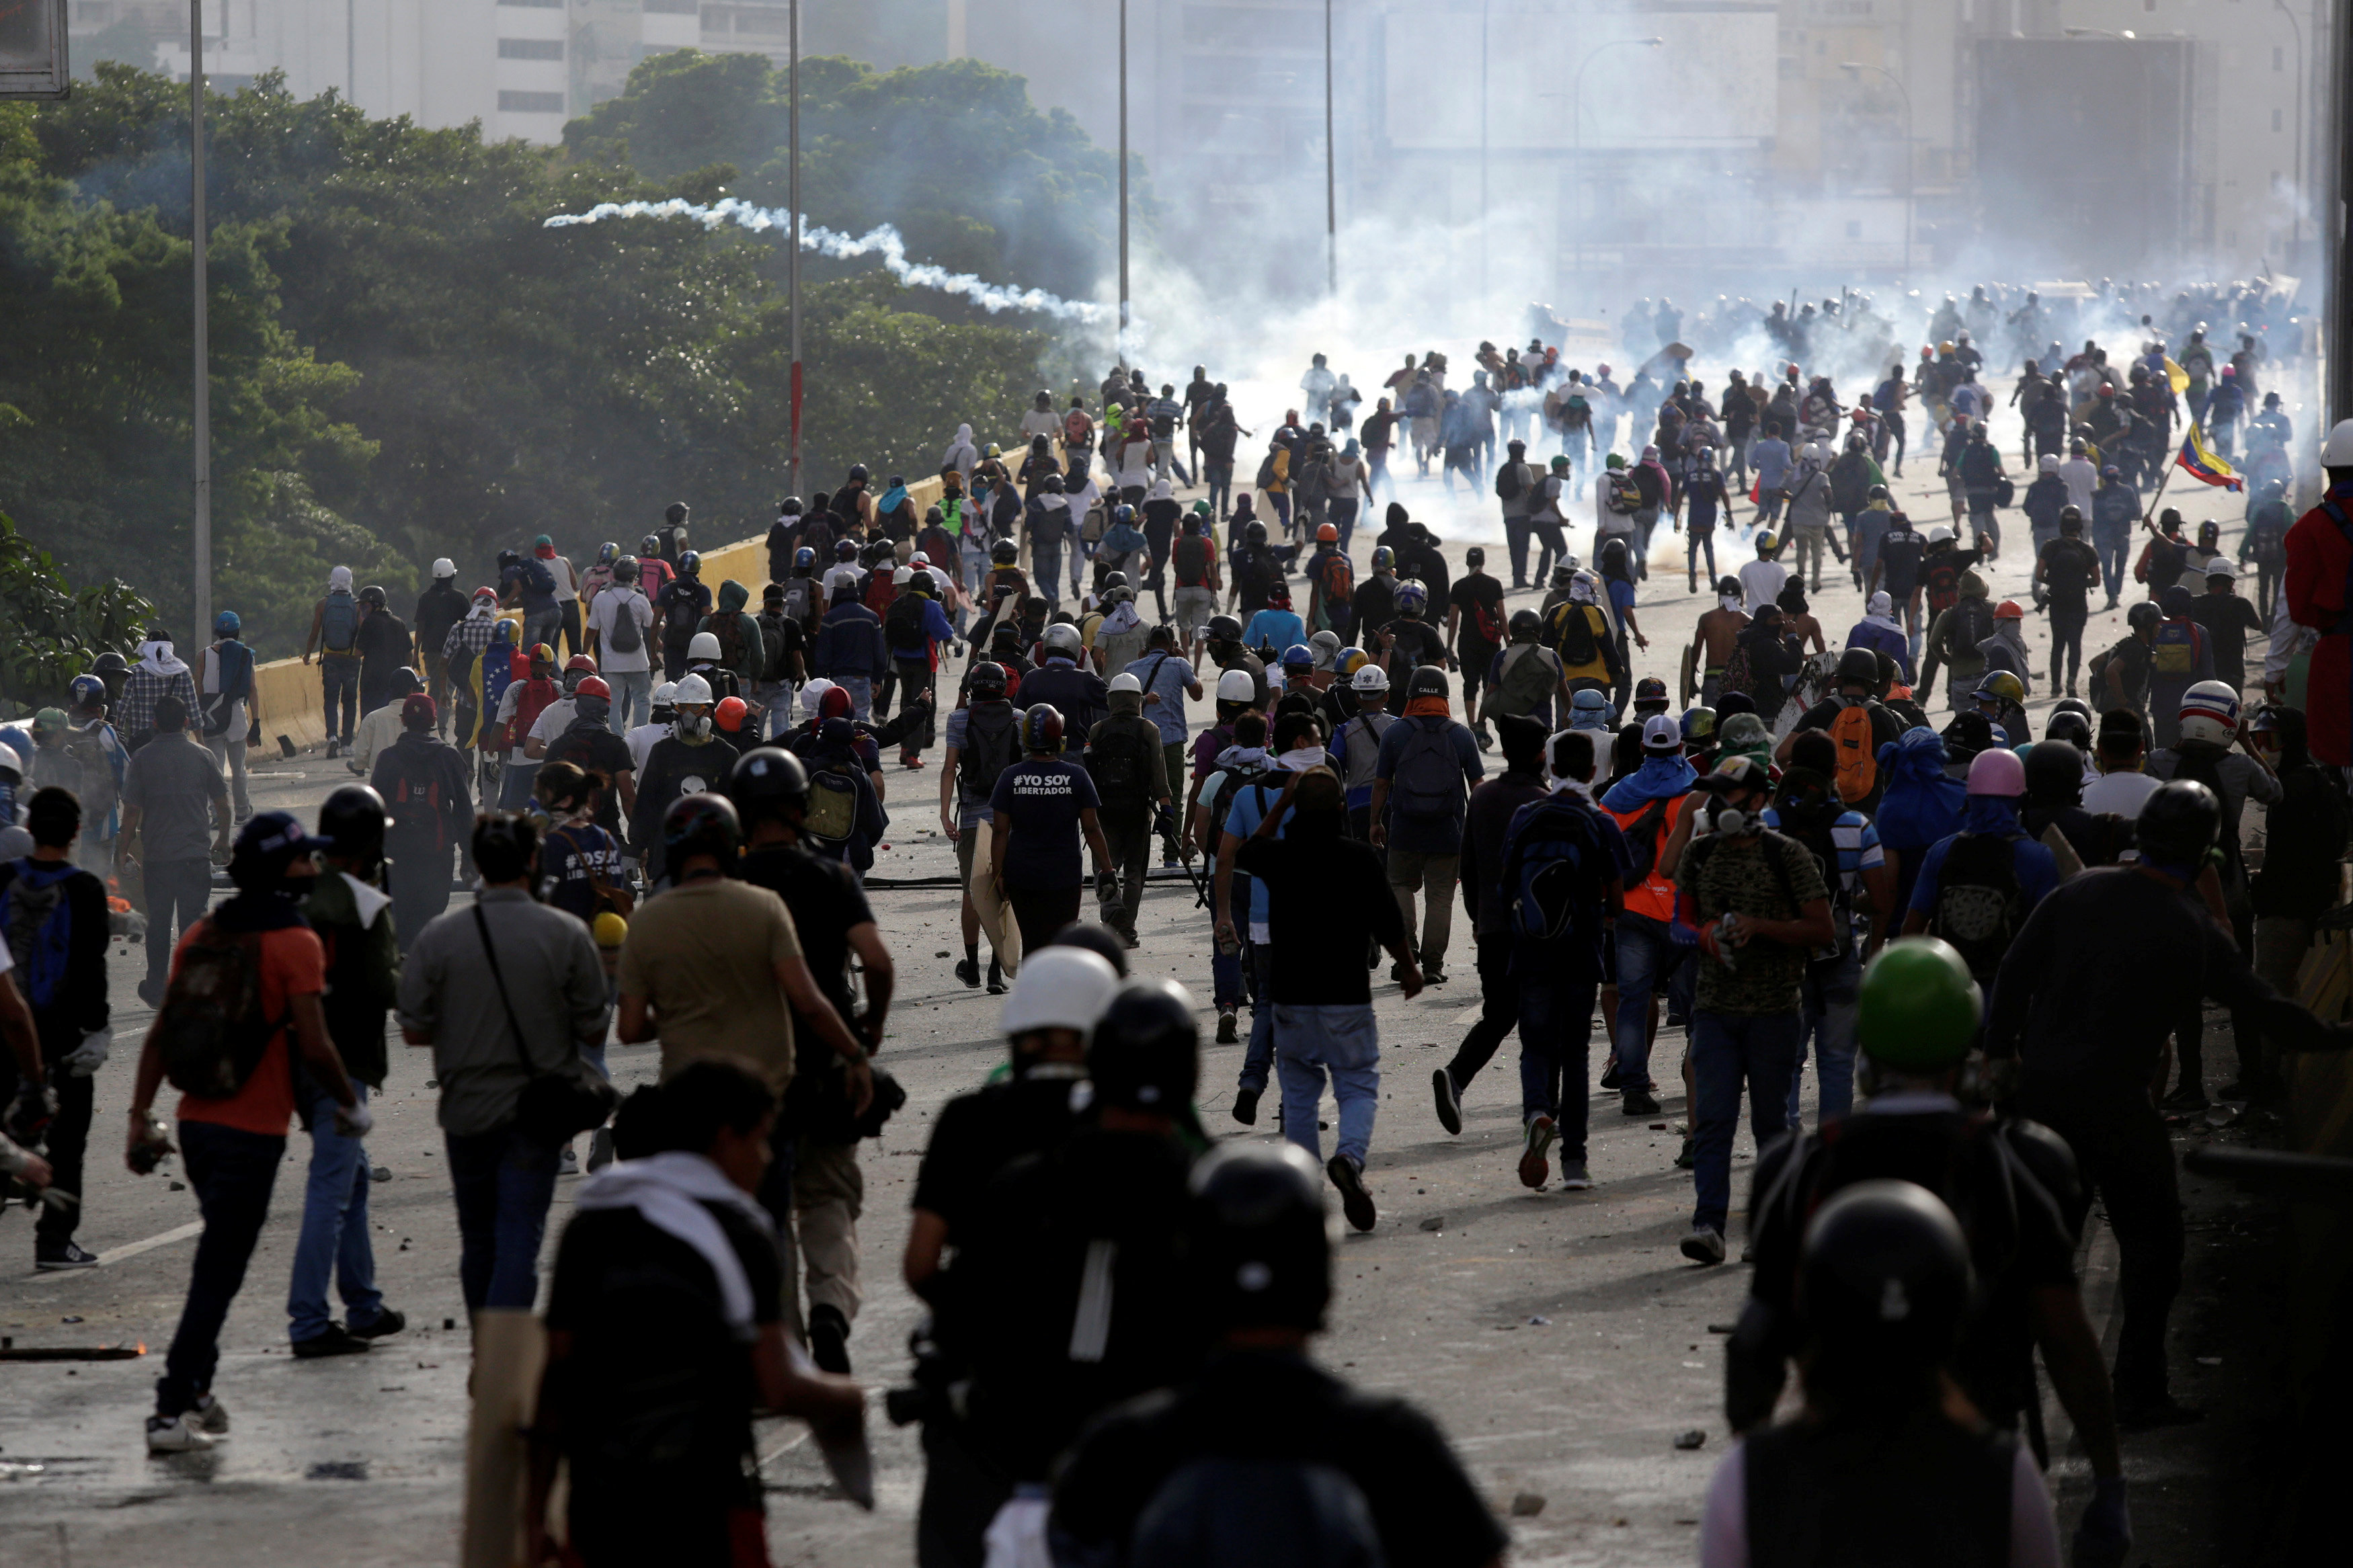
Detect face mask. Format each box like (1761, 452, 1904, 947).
(1720, 595, 1743, 614)
(574, 698, 610, 726)
(677, 712, 713, 740)
(1708, 794, 1762, 837)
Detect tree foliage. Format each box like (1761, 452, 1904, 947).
(0, 513, 159, 716)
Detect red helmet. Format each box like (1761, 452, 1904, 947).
(819, 685, 854, 720)
(715, 695, 750, 733)
(1267, 581, 1292, 608)
(564, 653, 598, 674)
(1316, 522, 1339, 544)
(573, 675, 611, 700)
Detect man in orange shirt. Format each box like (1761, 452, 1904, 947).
(1596, 714, 1700, 1117)
(125, 812, 366, 1454)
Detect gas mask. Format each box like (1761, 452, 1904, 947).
(1706, 791, 1764, 838)
(676, 708, 713, 740)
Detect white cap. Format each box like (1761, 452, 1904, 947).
(1109, 671, 1143, 694)
(1926, 525, 1955, 544)
(2038, 454, 2059, 472)
(1216, 668, 1257, 703)
(329, 565, 354, 591)
(651, 681, 678, 708)
(1641, 713, 1683, 751)
(687, 631, 723, 661)
(431, 557, 456, 578)
(2206, 558, 2238, 580)
(1002, 946, 1121, 1039)
(801, 677, 835, 716)
(672, 673, 714, 706)
(1351, 663, 1390, 692)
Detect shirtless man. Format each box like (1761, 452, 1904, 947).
(1683, 575, 1751, 707)
(1773, 583, 1828, 656)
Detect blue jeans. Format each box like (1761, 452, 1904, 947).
(444, 1124, 561, 1313)
(288, 1081, 385, 1342)
(1033, 544, 1063, 606)
(831, 674, 873, 720)
(607, 667, 652, 734)
(523, 607, 563, 656)
(1787, 954, 1862, 1130)
(1240, 940, 1277, 1091)
(1689, 1009, 1803, 1235)
(159, 1120, 285, 1415)
(321, 656, 359, 743)
(1275, 1003, 1380, 1167)
(1611, 913, 1685, 1092)
(1516, 971, 1597, 1159)
(2094, 529, 2131, 602)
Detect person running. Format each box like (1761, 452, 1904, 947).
(127, 813, 367, 1452)
(304, 568, 366, 757)
(1432, 716, 1553, 1135)
(399, 812, 609, 1316)
(989, 706, 1117, 954)
(371, 694, 474, 949)
(1367, 666, 1483, 985)
(286, 786, 407, 1356)
(1672, 755, 1836, 1266)
(1236, 768, 1421, 1231)
(118, 695, 233, 1007)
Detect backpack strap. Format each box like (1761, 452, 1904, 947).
(471, 905, 541, 1080)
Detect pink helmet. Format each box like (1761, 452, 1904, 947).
(1965, 746, 2026, 798)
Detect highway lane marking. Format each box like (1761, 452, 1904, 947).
(26, 1221, 204, 1282)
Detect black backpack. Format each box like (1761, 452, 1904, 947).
(1616, 794, 1677, 885)
(885, 593, 929, 655)
(1390, 723, 1464, 822)
(1130, 1457, 1382, 1568)
(155, 923, 284, 1097)
(957, 703, 1021, 804)
(1086, 718, 1159, 809)
(606, 589, 644, 655)
(1494, 461, 1529, 501)
(1553, 602, 1600, 666)
(1948, 597, 1995, 653)
(1927, 831, 2028, 983)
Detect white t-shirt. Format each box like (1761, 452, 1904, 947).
(547, 554, 580, 603)
(2081, 768, 2161, 819)
(1699, 1435, 2060, 1568)
(1739, 559, 1789, 614)
(529, 698, 578, 751)
(588, 587, 653, 674)
(626, 720, 672, 774)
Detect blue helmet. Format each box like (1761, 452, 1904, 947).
(598, 541, 619, 566)
(69, 675, 106, 710)
(1281, 643, 1314, 671)
(1393, 581, 1428, 616)
(794, 546, 816, 569)
(0, 728, 30, 774)
(678, 550, 702, 578)
(214, 610, 241, 636)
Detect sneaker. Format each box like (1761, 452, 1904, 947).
(325, 739, 340, 759)
(587, 1127, 615, 1172)
(1679, 1225, 1726, 1266)
(290, 1323, 373, 1359)
(1674, 1133, 1696, 1169)
(1518, 1115, 1557, 1189)
(986, 970, 1007, 996)
(2157, 1084, 2208, 1114)
(900, 755, 926, 770)
(1389, 960, 1411, 983)
(1215, 1010, 1240, 1044)
(954, 957, 982, 989)
(188, 1394, 229, 1435)
(34, 1241, 99, 1270)
(1431, 1067, 1463, 1135)
(1423, 964, 1448, 985)
(808, 1303, 852, 1376)
(1232, 1086, 1261, 1126)
(1472, 724, 1494, 753)
(1599, 1061, 1623, 1091)
(1622, 1089, 1662, 1117)
(1326, 1155, 1377, 1233)
(348, 1307, 405, 1341)
(1558, 1159, 1592, 1191)
(146, 1414, 214, 1454)
(559, 1145, 581, 1175)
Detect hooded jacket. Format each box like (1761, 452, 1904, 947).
(1918, 569, 1996, 698)
(1874, 726, 1966, 909)
(698, 579, 768, 686)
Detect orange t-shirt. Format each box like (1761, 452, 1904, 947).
(172, 920, 327, 1137)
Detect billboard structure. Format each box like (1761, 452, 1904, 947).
(0, 0, 69, 99)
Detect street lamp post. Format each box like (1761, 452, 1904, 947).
(1478, 0, 1487, 306)
(1839, 60, 1913, 278)
(1325, 0, 1336, 298)
(192, 0, 211, 635)
(789, 0, 801, 495)
(2272, 0, 2305, 263)
(1568, 37, 1663, 283)
(1118, 0, 1129, 358)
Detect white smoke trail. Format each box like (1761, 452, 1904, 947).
(543, 197, 1115, 325)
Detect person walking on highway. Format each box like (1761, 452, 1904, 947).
(304, 567, 365, 758)
(370, 694, 474, 950)
(118, 695, 233, 1007)
(199, 612, 256, 823)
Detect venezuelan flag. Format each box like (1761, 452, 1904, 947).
(2176, 421, 2243, 492)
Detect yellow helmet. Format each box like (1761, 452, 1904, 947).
(1938, 339, 1956, 354)
(1974, 670, 2026, 708)
(1338, 647, 1371, 679)
(592, 911, 629, 948)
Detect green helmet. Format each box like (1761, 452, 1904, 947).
(1857, 938, 1983, 1070)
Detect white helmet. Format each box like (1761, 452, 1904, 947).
(1043, 623, 1084, 659)
(1002, 946, 1121, 1040)
(893, 566, 914, 585)
(910, 552, 930, 567)
(1308, 629, 1342, 670)
(430, 556, 456, 579)
(1109, 671, 1143, 694)
(1351, 663, 1391, 692)
(1926, 525, 1956, 544)
(687, 631, 723, 661)
(2038, 454, 2059, 472)
(2323, 417, 2353, 467)
(650, 681, 678, 710)
(672, 673, 715, 706)
(2177, 679, 2241, 747)
(1215, 667, 1257, 704)
(801, 677, 836, 716)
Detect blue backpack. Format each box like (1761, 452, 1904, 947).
(0, 859, 77, 1012)
(320, 588, 359, 653)
(1503, 794, 1606, 946)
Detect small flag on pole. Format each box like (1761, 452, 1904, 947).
(2163, 357, 2190, 397)
(2176, 421, 2242, 492)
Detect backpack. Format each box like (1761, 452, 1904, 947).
(1553, 602, 1600, 667)
(154, 923, 284, 1098)
(1616, 794, 1677, 885)
(606, 590, 644, 655)
(1129, 1458, 1382, 1568)
(1316, 551, 1355, 610)
(1469, 589, 1503, 647)
(1772, 799, 1855, 958)
(1827, 702, 1881, 804)
(1507, 796, 1606, 945)
(958, 703, 1021, 804)
(1255, 451, 1282, 491)
(711, 610, 748, 671)
(802, 762, 860, 848)
(1926, 830, 2028, 981)
(321, 588, 358, 653)
(1495, 461, 1529, 501)
(387, 747, 452, 852)
(863, 571, 898, 618)
(2149, 618, 2198, 676)
(1390, 722, 1464, 822)
(0, 860, 75, 1012)
(1486, 644, 1560, 720)
(1923, 559, 1961, 614)
(1605, 470, 1644, 514)
(781, 577, 815, 629)
(1086, 720, 1158, 809)
(885, 593, 929, 655)
(1174, 535, 1212, 587)
(1945, 596, 1993, 653)
(1064, 410, 1092, 448)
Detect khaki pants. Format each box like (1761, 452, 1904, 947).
(1386, 848, 1460, 968)
(2251, 914, 2316, 1084)
(794, 1136, 865, 1322)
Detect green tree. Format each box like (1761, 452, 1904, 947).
(0, 513, 159, 715)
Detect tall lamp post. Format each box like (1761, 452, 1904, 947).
(789, 0, 801, 495)
(1325, 0, 1336, 298)
(1118, 0, 1130, 359)
(192, 0, 211, 634)
(1568, 37, 1662, 280)
(2272, 0, 2305, 263)
(1838, 60, 1913, 278)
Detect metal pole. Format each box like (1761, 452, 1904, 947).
(1478, 0, 1486, 306)
(192, 0, 211, 636)
(1117, 0, 1129, 359)
(788, 0, 801, 495)
(1326, 0, 1336, 298)
(346, 0, 355, 101)
(2331, 0, 2353, 419)
(2276, 0, 2305, 263)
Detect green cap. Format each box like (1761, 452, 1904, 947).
(1605, 452, 1627, 470)
(1193, 499, 1212, 515)
(1857, 938, 1983, 1069)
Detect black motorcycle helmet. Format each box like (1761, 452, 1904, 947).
(2059, 505, 2083, 536)
(1184, 1143, 1332, 1335)
(991, 538, 1019, 565)
(1204, 614, 1244, 650)
(2134, 778, 2221, 867)
(662, 792, 742, 865)
(1507, 608, 1542, 641)
(1087, 979, 1198, 1113)
(1834, 647, 1880, 688)
(1797, 1180, 1972, 1399)
(1243, 520, 1268, 548)
(967, 661, 1009, 700)
(317, 784, 390, 871)
(2024, 738, 2084, 804)
(727, 747, 809, 828)
(1047, 921, 1131, 980)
